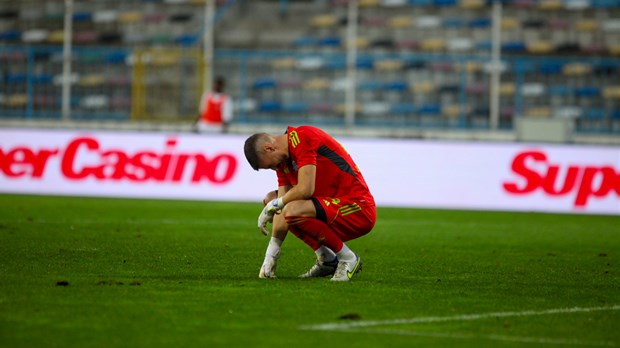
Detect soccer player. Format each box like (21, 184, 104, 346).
(243, 125, 376, 281)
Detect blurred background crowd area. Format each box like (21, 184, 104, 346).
(0, 0, 619, 141)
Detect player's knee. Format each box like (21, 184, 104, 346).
(282, 200, 314, 218)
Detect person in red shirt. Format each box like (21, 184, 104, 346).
(196, 77, 233, 133)
(243, 125, 376, 281)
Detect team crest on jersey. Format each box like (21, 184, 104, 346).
(289, 131, 300, 148)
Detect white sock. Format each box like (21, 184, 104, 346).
(336, 244, 356, 263)
(265, 237, 282, 258)
(315, 246, 337, 263)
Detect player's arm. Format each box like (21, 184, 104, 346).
(281, 165, 316, 204)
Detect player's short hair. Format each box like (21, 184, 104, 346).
(244, 133, 269, 171)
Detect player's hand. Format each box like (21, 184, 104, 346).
(257, 198, 284, 236)
(259, 255, 278, 279)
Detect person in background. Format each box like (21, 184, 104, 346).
(196, 76, 233, 133)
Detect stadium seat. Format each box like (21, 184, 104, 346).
(502, 41, 527, 53)
(522, 83, 546, 97)
(439, 84, 460, 94)
(278, 79, 302, 89)
(603, 86, 620, 99)
(389, 15, 412, 28)
(390, 102, 416, 114)
(469, 18, 491, 29)
(81, 95, 109, 110)
(466, 83, 487, 96)
(73, 31, 98, 44)
(374, 59, 403, 71)
(303, 78, 330, 90)
(575, 19, 598, 32)
(79, 74, 105, 87)
(501, 17, 519, 31)
(93, 10, 117, 23)
(602, 19, 620, 32)
(258, 101, 282, 113)
(433, 0, 457, 5)
(459, 0, 484, 9)
(554, 106, 582, 119)
(356, 57, 375, 70)
(447, 38, 473, 52)
(358, 80, 382, 91)
(271, 57, 296, 70)
(395, 39, 419, 50)
(73, 11, 92, 22)
(538, 0, 563, 10)
(442, 105, 461, 118)
(525, 106, 551, 118)
(563, 63, 592, 76)
(296, 56, 324, 70)
(411, 81, 436, 94)
(234, 98, 257, 113)
(443, 18, 465, 29)
(118, 11, 143, 24)
(253, 78, 277, 90)
(47, 30, 64, 44)
(310, 14, 337, 28)
(548, 19, 571, 31)
(539, 62, 563, 75)
(527, 40, 554, 54)
(169, 13, 193, 23)
(583, 108, 606, 119)
(22, 29, 48, 43)
(310, 102, 334, 113)
(384, 81, 408, 92)
(0, 30, 21, 42)
(416, 16, 441, 29)
(576, 87, 601, 98)
(564, 0, 590, 10)
(418, 104, 441, 115)
(500, 83, 516, 96)
(369, 38, 395, 50)
(549, 85, 572, 96)
(420, 38, 445, 52)
(5, 73, 27, 84)
(6, 94, 27, 108)
(282, 102, 308, 113)
(361, 102, 390, 116)
(318, 36, 341, 48)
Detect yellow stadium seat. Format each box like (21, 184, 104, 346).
(459, 0, 484, 9)
(118, 11, 143, 24)
(6, 94, 27, 108)
(603, 86, 620, 99)
(538, 0, 562, 10)
(359, 0, 379, 6)
(374, 59, 403, 71)
(609, 44, 620, 56)
(389, 16, 412, 28)
(411, 81, 436, 94)
(500, 83, 515, 96)
(79, 74, 105, 87)
(47, 30, 64, 43)
(442, 105, 461, 118)
(527, 40, 554, 54)
(527, 106, 551, 118)
(420, 38, 445, 52)
(310, 14, 337, 28)
(575, 19, 598, 32)
(334, 103, 361, 114)
(501, 17, 519, 31)
(271, 57, 296, 70)
(303, 78, 330, 90)
(563, 63, 591, 76)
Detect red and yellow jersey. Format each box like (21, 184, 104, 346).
(276, 125, 375, 206)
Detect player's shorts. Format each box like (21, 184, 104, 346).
(312, 196, 376, 242)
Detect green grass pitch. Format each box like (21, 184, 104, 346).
(0, 194, 618, 347)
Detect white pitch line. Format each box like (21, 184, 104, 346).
(300, 304, 620, 331)
(343, 329, 616, 347)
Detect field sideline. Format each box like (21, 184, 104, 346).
(0, 194, 618, 347)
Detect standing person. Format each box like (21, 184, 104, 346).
(196, 76, 233, 133)
(243, 125, 376, 281)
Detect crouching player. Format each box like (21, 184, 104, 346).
(244, 125, 376, 281)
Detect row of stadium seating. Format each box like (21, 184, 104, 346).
(1, 0, 619, 56)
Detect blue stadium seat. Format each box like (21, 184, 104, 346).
(384, 81, 408, 92)
(433, 0, 457, 5)
(258, 101, 281, 113)
(5, 73, 27, 84)
(34, 74, 53, 84)
(469, 18, 492, 29)
(73, 12, 92, 22)
(175, 34, 199, 47)
(403, 60, 426, 70)
(502, 41, 527, 53)
(539, 62, 563, 75)
(418, 104, 441, 115)
(576, 87, 600, 98)
(318, 36, 341, 48)
(282, 102, 308, 113)
(612, 110, 620, 120)
(591, 0, 619, 8)
(253, 78, 277, 89)
(356, 57, 374, 70)
(0, 30, 21, 42)
(583, 108, 606, 119)
(408, 0, 432, 5)
(105, 51, 128, 64)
